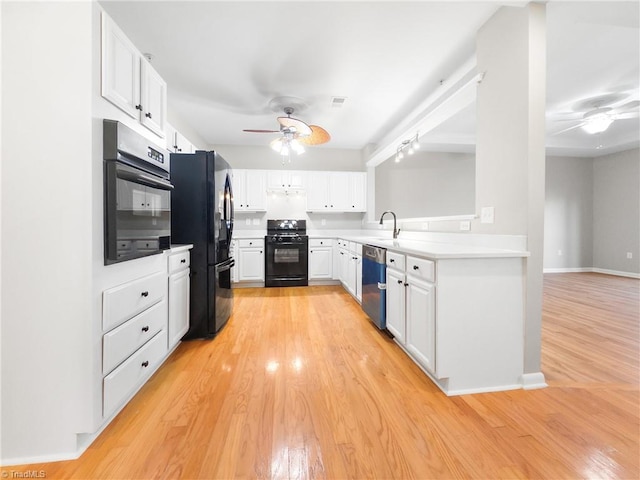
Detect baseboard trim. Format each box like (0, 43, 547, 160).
(543, 267, 640, 279)
(521, 372, 547, 390)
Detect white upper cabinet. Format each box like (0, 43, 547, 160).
(233, 169, 267, 212)
(140, 61, 167, 137)
(267, 170, 305, 191)
(166, 124, 194, 154)
(306, 171, 367, 212)
(101, 13, 167, 138)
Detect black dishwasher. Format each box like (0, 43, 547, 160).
(361, 245, 387, 329)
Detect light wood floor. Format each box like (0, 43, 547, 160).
(8, 273, 640, 479)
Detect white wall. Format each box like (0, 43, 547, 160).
(593, 148, 640, 274)
(374, 151, 475, 219)
(1, 1, 94, 462)
(475, 4, 546, 383)
(544, 156, 594, 269)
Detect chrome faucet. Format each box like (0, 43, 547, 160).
(379, 211, 400, 239)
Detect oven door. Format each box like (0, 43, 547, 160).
(265, 240, 308, 286)
(104, 161, 173, 264)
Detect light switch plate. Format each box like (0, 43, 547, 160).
(245, 218, 251, 226)
(480, 206, 495, 224)
(252, 218, 260, 226)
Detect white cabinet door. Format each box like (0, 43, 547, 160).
(267, 170, 306, 190)
(140, 61, 167, 138)
(306, 171, 330, 211)
(349, 172, 367, 212)
(244, 170, 267, 211)
(386, 268, 406, 344)
(346, 254, 357, 297)
(233, 170, 266, 212)
(355, 254, 363, 302)
(168, 268, 190, 349)
(406, 276, 436, 374)
(338, 248, 349, 285)
(309, 247, 333, 279)
(238, 248, 264, 281)
(230, 240, 239, 283)
(328, 172, 350, 211)
(101, 13, 140, 119)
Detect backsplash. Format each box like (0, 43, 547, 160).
(234, 192, 365, 231)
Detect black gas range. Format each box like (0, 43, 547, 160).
(265, 219, 308, 287)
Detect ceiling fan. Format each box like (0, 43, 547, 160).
(243, 98, 331, 156)
(550, 93, 639, 136)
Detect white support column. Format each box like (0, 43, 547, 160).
(475, 3, 547, 385)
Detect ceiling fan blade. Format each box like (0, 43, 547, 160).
(278, 116, 312, 136)
(551, 122, 586, 135)
(298, 125, 331, 145)
(243, 129, 281, 133)
(612, 100, 640, 113)
(613, 112, 639, 120)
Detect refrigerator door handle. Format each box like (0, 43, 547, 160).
(215, 258, 235, 272)
(224, 172, 234, 242)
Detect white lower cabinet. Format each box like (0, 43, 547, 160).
(405, 275, 436, 374)
(235, 239, 264, 283)
(102, 270, 169, 418)
(168, 250, 190, 349)
(336, 239, 362, 301)
(385, 267, 406, 344)
(103, 329, 168, 417)
(309, 239, 333, 280)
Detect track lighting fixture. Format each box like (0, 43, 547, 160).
(394, 133, 420, 163)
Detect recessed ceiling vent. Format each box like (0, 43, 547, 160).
(331, 96, 347, 108)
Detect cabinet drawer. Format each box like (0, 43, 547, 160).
(238, 239, 264, 248)
(134, 239, 159, 251)
(103, 300, 167, 375)
(103, 272, 166, 332)
(309, 238, 333, 248)
(386, 251, 405, 270)
(407, 256, 435, 282)
(168, 251, 190, 273)
(103, 329, 167, 418)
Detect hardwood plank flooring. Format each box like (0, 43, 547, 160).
(5, 273, 639, 479)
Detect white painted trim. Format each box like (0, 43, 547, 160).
(543, 267, 592, 274)
(543, 267, 640, 279)
(520, 372, 548, 390)
(592, 268, 640, 279)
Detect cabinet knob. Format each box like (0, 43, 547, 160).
(390, 259, 395, 263)
(135, 104, 143, 111)
(413, 265, 419, 270)
(141, 361, 149, 368)
(404, 283, 409, 287)
(141, 291, 149, 297)
(181, 259, 186, 263)
(320, 241, 323, 245)
(145, 112, 152, 119)
(249, 242, 252, 245)
(141, 326, 150, 332)
(397, 279, 403, 284)
(310, 250, 313, 253)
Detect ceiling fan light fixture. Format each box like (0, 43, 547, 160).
(581, 114, 613, 134)
(290, 139, 305, 155)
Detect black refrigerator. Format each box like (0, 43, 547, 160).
(170, 151, 234, 339)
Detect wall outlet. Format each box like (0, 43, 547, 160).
(252, 218, 260, 226)
(321, 219, 326, 226)
(627, 252, 633, 259)
(480, 206, 495, 224)
(245, 218, 251, 226)
(557, 250, 562, 256)
(459, 221, 471, 231)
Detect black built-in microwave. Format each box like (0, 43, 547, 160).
(103, 120, 173, 265)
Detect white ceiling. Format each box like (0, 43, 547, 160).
(100, 1, 640, 159)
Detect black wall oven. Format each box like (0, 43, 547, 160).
(103, 120, 173, 265)
(265, 219, 308, 287)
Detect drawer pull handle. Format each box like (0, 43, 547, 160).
(397, 279, 403, 284)
(141, 361, 149, 368)
(413, 265, 419, 270)
(141, 326, 150, 332)
(181, 259, 186, 263)
(404, 283, 409, 287)
(141, 291, 149, 297)
(390, 259, 395, 263)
